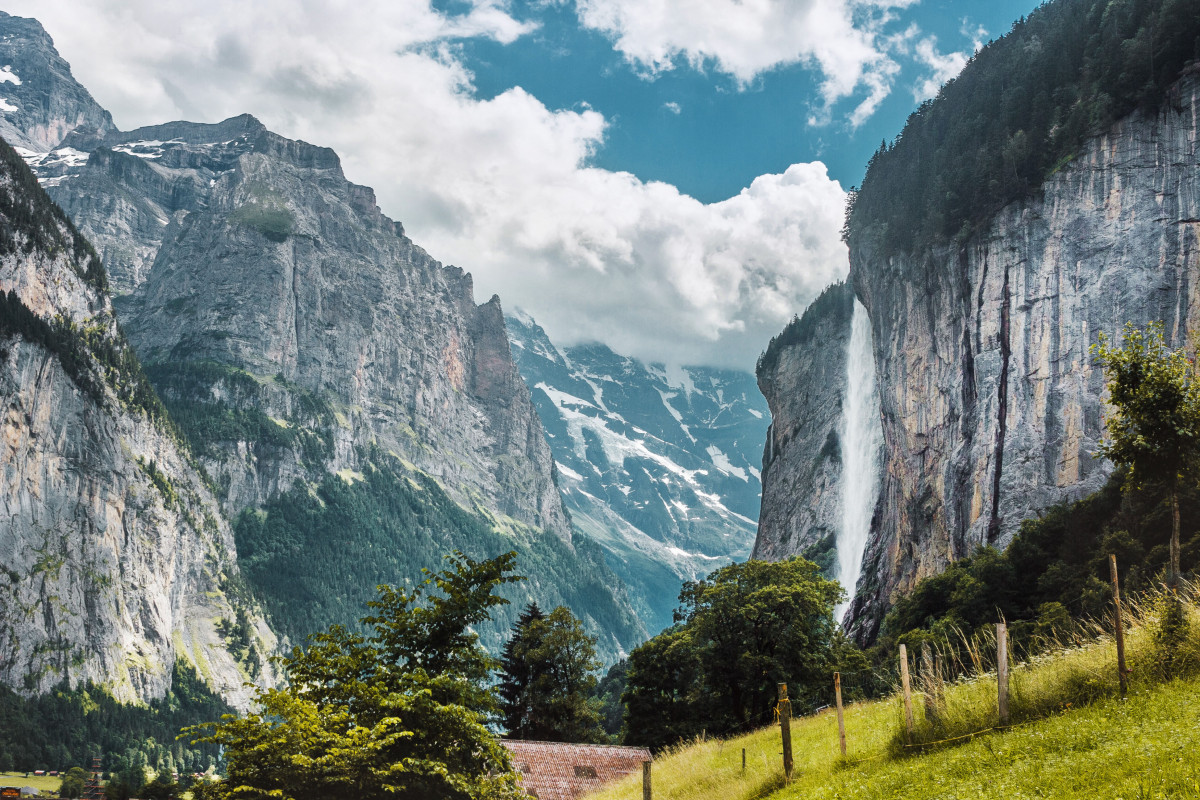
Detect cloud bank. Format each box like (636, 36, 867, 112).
(11, 0, 855, 369)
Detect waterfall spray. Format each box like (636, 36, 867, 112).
(835, 299, 884, 623)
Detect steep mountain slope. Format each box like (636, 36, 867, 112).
(3, 12, 642, 658)
(507, 312, 769, 634)
(0, 137, 275, 708)
(0, 12, 114, 153)
(754, 0, 1200, 640)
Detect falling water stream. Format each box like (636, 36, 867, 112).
(835, 299, 884, 624)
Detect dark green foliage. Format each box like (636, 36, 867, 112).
(593, 659, 628, 739)
(801, 533, 838, 580)
(0, 291, 171, 427)
(233, 454, 643, 657)
(757, 282, 853, 377)
(229, 203, 294, 242)
(497, 602, 545, 737)
(621, 626, 703, 750)
(59, 767, 87, 799)
(878, 468, 1200, 661)
(0, 136, 107, 294)
(848, 0, 1200, 259)
(139, 772, 178, 800)
(143, 361, 334, 464)
(0, 662, 229, 776)
(622, 558, 860, 750)
(497, 604, 605, 743)
(187, 553, 525, 800)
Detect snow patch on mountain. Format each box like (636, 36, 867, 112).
(510, 311, 769, 635)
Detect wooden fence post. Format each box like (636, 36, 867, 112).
(921, 642, 937, 724)
(777, 683, 793, 780)
(1110, 554, 1128, 699)
(741, 747, 746, 772)
(642, 760, 651, 800)
(899, 644, 915, 741)
(996, 622, 1009, 726)
(834, 672, 847, 757)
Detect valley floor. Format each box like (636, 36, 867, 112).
(587, 667, 1200, 800)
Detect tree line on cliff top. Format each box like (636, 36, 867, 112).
(847, 0, 1200, 258)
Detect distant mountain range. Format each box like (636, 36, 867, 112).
(507, 311, 768, 634)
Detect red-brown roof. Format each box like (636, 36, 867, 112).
(503, 740, 651, 800)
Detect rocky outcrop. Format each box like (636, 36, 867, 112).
(843, 69, 1200, 638)
(76, 120, 572, 541)
(751, 283, 854, 568)
(0, 140, 275, 708)
(0, 13, 114, 153)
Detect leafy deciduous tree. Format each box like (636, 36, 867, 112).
(1093, 322, 1200, 582)
(623, 557, 846, 749)
(187, 551, 526, 800)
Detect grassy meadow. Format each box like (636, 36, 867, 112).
(587, 590, 1200, 800)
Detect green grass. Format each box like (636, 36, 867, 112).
(0, 771, 64, 794)
(588, 591, 1200, 800)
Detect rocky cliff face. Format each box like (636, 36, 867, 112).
(20, 112, 571, 545)
(0, 12, 114, 153)
(507, 311, 769, 634)
(751, 284, 853, 569)
(0, 141, 275, 708)
(0, 13, 646, 662)
(842, 70, 1200, 637)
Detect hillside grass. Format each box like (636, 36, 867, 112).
(588, 591, 1200, 800)
(0, 772, 63, 793)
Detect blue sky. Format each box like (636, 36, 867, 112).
(14, 0, 1041, 370)
(451, 0, 1040, 201)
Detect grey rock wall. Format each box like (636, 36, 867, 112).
(751, 283, 853, 568)
(845, 70, 1200, 638)
(0, 155, 276, 708)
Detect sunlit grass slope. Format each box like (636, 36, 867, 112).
(588, 597, 1200, 800)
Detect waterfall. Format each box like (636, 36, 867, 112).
(835, 299, 883, 623)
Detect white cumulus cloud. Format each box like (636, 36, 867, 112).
(572, 0, 918, 124)
(9, 0, 849, 370)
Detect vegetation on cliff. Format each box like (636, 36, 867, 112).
(0, 662, 228, 776)
(847, 0, 1200, 258)
(233, 453, 643, 658)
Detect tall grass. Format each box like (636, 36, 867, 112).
(896, 582, 1200, 753)
(586, 584, 1200, 800)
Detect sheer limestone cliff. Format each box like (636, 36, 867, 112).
(751, 283, 854, 570)
(37, 117, 573, 546)
(0, 139, 275, 708)
(844, 71, 1200, 636)
(754, 69, 1200, 640)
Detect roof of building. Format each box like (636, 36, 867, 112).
(503, 741, 651, 800)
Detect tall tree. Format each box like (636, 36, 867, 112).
(1094, 322, 1200, 583)
(623, 557, 845, 749)
(496, 602, 545, 738)
(186, 551, 525, 800)
(497, 606, 605, 743)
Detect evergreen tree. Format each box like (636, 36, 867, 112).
(497, 603, 545, 738)
(497, 606, 605, 743)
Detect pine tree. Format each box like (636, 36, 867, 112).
(496, 602, 545, 739)
(497, 605, 605, 743)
